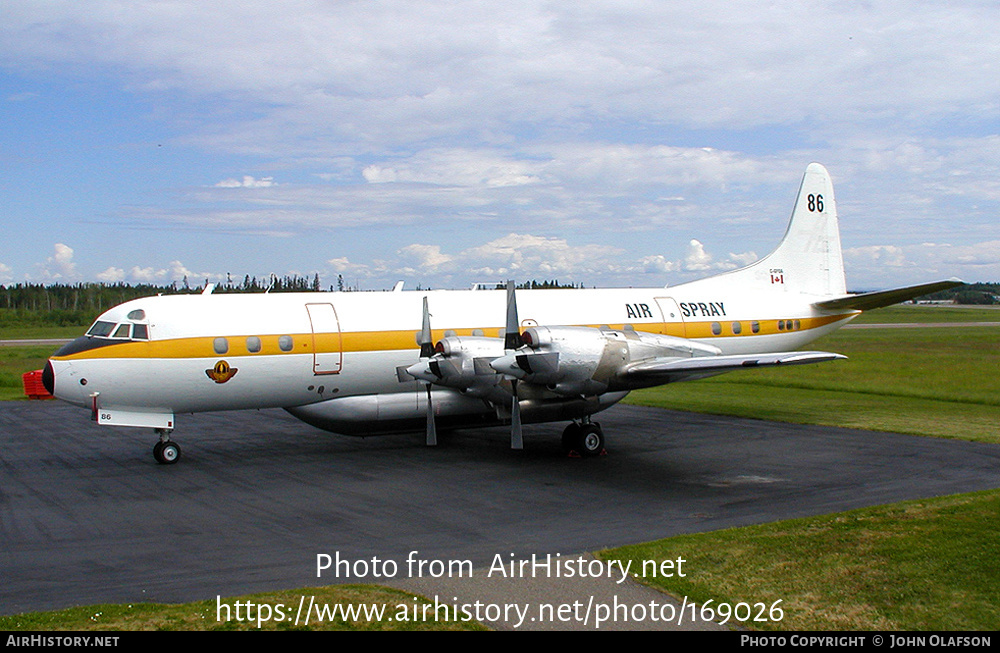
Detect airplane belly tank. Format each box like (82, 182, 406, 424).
(284, 389, 630, 436)
(285, 391, 498, 436)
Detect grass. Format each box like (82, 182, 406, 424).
(0, 324, 85, 340)
(0, 585, 486, 631)
(597, 488, 1000, 631)
(850, 305, 999, 324)
(627, 325, 1000, 443)
(0, 325, 82, 400)
(0, 345, 63, 401)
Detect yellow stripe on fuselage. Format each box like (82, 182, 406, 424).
(51, 313, 854, 361)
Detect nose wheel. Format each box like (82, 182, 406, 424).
(152, 429, 181, 464)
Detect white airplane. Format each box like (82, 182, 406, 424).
(43, 164, 960, 463)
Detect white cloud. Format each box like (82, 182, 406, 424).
(939, 241, 1000, 268)
(843, 241, 1000, 288)
(396, 244, 454, 271)
(0, 262, 12, 283)
(168, 260, 220, 283)
(364, 149, 541, 188)
(317, 230, 768, 288)
(129, 266, 167, 283)
(460, 233, 622, 278)
(96, 267, 125, 282)
(684, 240, 713, 271)
(326, 257, 368, 275)
(639, 255, 679, 274)
(215, 175, 276, 188)
(35, 243, 78, 281)
(845, 245, 908, 268)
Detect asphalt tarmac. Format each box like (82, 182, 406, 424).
(3, 400, 1000, 624)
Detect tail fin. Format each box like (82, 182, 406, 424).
(715, 163, 847, 298)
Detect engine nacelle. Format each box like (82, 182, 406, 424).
(492, 325, 723, 396)
(406, 335, 507, 400)
(491, 326, 618, 396)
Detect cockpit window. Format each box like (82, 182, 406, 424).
(87, 321, 116, 337)
(86, 320, 150, 341)
(127, 309, 146, 320)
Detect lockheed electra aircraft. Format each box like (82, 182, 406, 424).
(43, 164, 960, 463)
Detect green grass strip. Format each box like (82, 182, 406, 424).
(0, 585, 486, 631)
(627, 326, 1000, 443)
(598, 488, 1000, 631)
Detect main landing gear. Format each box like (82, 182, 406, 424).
(561, 420, 606, 458)
(152, 428, 181, 464)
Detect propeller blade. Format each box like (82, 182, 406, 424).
(510, 379, 523, 450)
(419, 295, 437, 446)
(425, 384, 437, 446)
(502, 281, 524, 449)
(504, 280, 523, 350)
(419, 296, 434, 358)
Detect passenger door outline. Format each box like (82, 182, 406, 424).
(305, 303, 343, 375)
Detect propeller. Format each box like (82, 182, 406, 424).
(503, 280, 524, 450)
(418, 296, 437, 446)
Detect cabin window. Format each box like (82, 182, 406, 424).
(132, 324, 149, 340)
(246, 336, 262, 353)
(794, 319, 801, 330)
(87, 321, 116, 337)
(711, 322, 722, 335)
(127, 309, 146, 320)
(751, 321, 760, 334)
(279, 335, 294, 352)
(214, 337, 229, 355)
(731, 322, 742, 335)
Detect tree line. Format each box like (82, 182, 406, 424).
(0, 276, 588, 328)
(920, 282, 998, 305)
(0, 274, 326, 328)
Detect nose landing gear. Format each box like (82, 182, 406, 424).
(152, 429, 181, 464)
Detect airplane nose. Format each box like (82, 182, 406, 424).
(42, 361, 55, 395)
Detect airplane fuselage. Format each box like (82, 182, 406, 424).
(46, 282, 856, 428)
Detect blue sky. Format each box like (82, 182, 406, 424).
(1, 1, 997, 291)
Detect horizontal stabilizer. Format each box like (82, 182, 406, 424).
(625, 351, 845, 382)
(813, 279, 964, 312)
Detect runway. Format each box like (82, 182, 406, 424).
(2, 400, 1000, 617)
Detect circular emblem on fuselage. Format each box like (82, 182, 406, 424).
(206, 360, 238, 384)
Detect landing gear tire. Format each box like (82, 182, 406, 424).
(563, 422, 605, 457)
(153, 440, 181, 464)
(561, 422, 581, 450)
(576, 423, 605, 457)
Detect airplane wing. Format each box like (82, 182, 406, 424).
(812, 278, 964, 312)
(624, 350, 846, 383)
